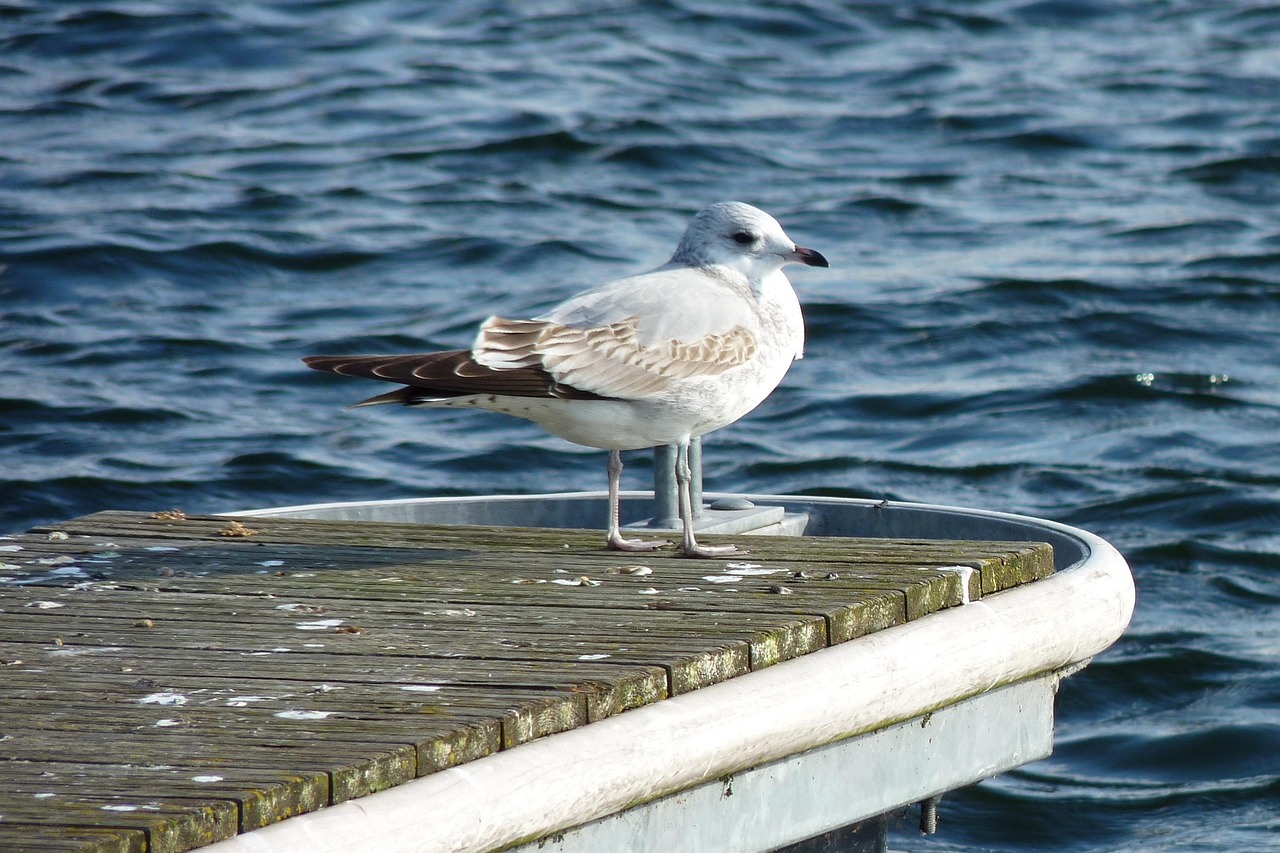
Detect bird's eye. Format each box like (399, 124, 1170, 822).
(732, 231, 755, 245)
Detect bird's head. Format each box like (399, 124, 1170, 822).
(672, 201, 829, 278)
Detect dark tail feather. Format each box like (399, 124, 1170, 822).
(348, 387, 446, 408)
(303, 351, 610, 401)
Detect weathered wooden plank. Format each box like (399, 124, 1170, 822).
(0, 728, 413, 800)
(1, 532, 977, 601)
(0, 795, 238, 853)
(0, 589, 827, 655)
(0, 612, 820, 682)
(0, 711, 497, 778)
(0, 578, 975, 654)
(2, 682, 585, 751)
(0, 594, 793, 660)
(0, 568, 862, 630)
(0, 823, 146, 853)
(0, 531, 1044, 625)
(10, 684, 597, 758)
(0, 542, 957, 647)
(0, 636, 669, 725)
(0, 622, 751, 699)
(0, 760, 328, 834)
(22, 512, 1053, 588)
(0, 577, 830, 691)
(0, 579, 894, 663)
(8, 523, 1050, 571)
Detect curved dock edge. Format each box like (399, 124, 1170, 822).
(201, 519, 1134, 853)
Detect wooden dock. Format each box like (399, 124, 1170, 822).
(0, 511, 1053, 853)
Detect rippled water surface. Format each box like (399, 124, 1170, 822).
(3, 2, 1279, 850)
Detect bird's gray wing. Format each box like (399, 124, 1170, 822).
(537, 264, 756, 346)
(473, 266, 760, 399)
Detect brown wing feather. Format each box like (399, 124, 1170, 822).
(302, 352, 608, 403)
(473, 317, 758, 400)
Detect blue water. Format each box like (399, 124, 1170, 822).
(3, 2, 1278, 849)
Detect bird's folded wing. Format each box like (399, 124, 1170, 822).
(539, 265, 755, 346)
(474, 316, 756, 399)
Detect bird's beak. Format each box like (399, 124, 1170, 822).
(789, 245, 830, 268)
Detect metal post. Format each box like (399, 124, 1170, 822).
(652, 445, 679, 527)
(651, 439, 703, 527)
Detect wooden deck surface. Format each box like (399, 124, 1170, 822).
(0, 510, 1053, 852)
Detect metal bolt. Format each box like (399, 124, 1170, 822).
(919, 795, 940, 834)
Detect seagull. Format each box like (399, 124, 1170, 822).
(304, 202, 828, 557)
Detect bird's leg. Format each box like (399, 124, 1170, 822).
(605, 449, 671, 552)
(676, 439, 740, 558)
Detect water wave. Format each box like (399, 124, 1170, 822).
(2, 2, 1279, 850)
